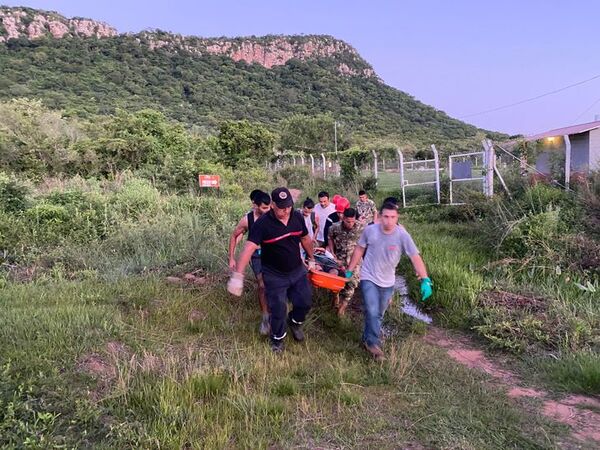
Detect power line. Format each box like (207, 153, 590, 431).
(574, 95, 600, 122)
(460, 73, 600, 119)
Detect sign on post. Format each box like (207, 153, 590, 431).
(198, 175, 220, 188)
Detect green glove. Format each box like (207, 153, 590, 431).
(345, 270, 353, 279)
(420, 277, 433, 301)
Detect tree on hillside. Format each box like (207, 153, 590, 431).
(95, 109, 192, 172)
(0, 98, 81, 177)
(217, 120, 274, 168)
(278, 113, 352, 154)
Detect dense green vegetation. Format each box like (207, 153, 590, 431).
(0, 173, 589, 448)
(0, 31, 505, 147)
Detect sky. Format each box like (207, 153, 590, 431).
(3, 0, 600, 136)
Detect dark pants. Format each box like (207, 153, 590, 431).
(262, 265, 312, 343)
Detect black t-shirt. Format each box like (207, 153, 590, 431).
(323, 211, 340, 246)
(248, 210, 308, 273)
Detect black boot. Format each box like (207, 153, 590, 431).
(271, 339, 285, 353)
(288, 318, 305, 342)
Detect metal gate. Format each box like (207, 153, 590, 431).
(448, 140, 496, 204)
(398, 145, 441, 208)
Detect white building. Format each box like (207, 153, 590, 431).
(526, 120, 600, 186)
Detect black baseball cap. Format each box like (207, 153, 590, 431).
(271, 187, 294, 208)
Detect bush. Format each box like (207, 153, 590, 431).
(577, 170, 600, 238)
(44, 189, 89, 208)
(23, 200, 104, 246)
(276, 166, 311, 189)
(112, 178, 162, 219)
(520, 184, 579, 217)
(500, 207, 564, 259)
(0, 211, 27, 259)
(0, 172, 30, 212)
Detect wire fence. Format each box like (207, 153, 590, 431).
(268, 138, 575, 207)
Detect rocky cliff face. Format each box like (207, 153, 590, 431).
(203, 37, 376, 77)
(0, 7, 377, 79)
(138, 32, 377, 78)
(0, 7, 117, 42)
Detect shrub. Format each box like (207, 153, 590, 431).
(0, 172, 30, 212)
(112, 178, 162, 219)
(577, 170, 600, 238)
(500, 207, 564, 259)
(276, 166, 311, 189)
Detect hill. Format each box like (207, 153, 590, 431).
(0, 6, 506, 148)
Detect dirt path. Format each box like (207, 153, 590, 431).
(424, 327, 600, 446)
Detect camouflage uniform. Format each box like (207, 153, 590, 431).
(328, 221, 363, 303)
(356, 199, 377, 224)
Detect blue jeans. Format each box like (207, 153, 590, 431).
(360, 280, 395, 347)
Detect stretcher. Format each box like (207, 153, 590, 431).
(306, 250, 346, 293)
(308, 269, 347, 293)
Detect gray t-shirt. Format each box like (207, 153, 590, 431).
(358, 224, 419, 287)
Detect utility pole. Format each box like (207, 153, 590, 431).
(334, 121, 338, 154)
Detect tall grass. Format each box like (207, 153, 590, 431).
(0, 276, 563, 448)
(1, 172, 598, 446)
(398, 221, 489, 327)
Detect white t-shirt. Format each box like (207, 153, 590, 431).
(303, 214, 314, 239)
(314, 203, 336, 241)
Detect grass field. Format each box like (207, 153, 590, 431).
(1, 176, 598, 448)
(0, 271, 573, 449)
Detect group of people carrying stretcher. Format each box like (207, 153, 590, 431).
(227, 187, 432, 361)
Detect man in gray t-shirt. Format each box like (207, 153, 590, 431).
(346, 202, 433, 361)
(357, 224, 419, 288)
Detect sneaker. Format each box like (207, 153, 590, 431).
(271, 340, 285, 354)
(288, 319, 305, 342)
(259, 315, 270, 335)
(363, 342, 386, 361)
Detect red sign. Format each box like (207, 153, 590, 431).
(198, 175, 220, 188)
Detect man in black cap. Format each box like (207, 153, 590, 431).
(228, 187, 316, 353)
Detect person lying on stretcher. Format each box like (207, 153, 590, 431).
(301, 246, 344, 276)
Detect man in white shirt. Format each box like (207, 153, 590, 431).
(314, 191, 336, 247)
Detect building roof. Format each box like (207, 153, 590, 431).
(526, 120, 600, 141)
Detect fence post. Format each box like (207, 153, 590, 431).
(292, 155, 296, 166)
(487, 140, 511, 198)
(482, 139, 495, 197)
(564, 134, 571, 190)
(372, 150, 378, 179)
(397, 148, 406, 208)
(300, 154, 305, 166)
(431, 144, 441, 204)
(309, 154, 315, 175)
(321, 153, 327, 179)
(449, 156, 454, 204)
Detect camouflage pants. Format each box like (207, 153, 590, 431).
(340, 267, 360, 303)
